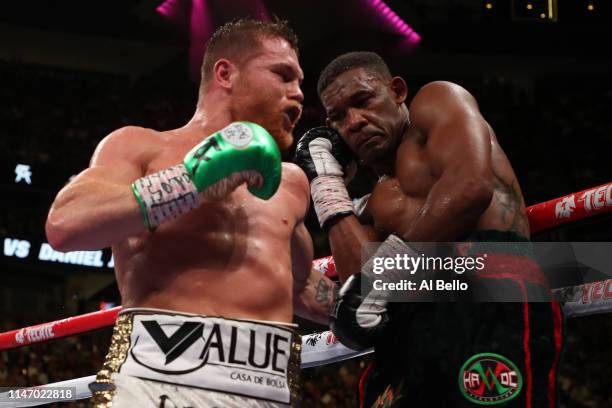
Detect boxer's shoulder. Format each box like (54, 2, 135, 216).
(274, 162, 310, 218)
(282, 162, 308, 180)
(103, 125, 159, 143)
(410, 81, 479, 123)
(281, 162, 309, 196)
(96, 126, 165, 151)
(92, 126, 160, 167)
(414, 81, 472, 100)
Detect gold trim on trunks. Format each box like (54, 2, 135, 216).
(90, 313, 132, 407)
(288, 333, 302, 406)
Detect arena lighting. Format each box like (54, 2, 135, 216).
(155, 0, 176, 17)
(155, 0, 270, 79)
(485, 2, 493, 10)
(587, 3, 595, 12)
(512, 0, 557, 22)
(547, 0, 556, 19)
(99, 301, 117, 310)
(366, 0, 421, 44)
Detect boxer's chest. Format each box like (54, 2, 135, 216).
(367, 138, 438, 234)
(141, 140, 298, 237)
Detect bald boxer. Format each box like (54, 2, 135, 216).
(297, 52, 563, 407)
(45, 20, 335, 408)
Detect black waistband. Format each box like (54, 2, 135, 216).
(457, 230, 535, 258)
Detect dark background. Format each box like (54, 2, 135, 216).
(0, 0, 610, 406)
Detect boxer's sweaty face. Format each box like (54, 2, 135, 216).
(322, 68, 402, 165)
(232, 37, 304, 150)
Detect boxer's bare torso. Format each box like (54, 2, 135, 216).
(116, 128, 308, 322)
(323, 71, 529, 243)
(50, 122, 310, 323)
(368, 121, 529, 239)
(322, 70, 529, 280)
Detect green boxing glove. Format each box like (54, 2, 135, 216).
(132, 121, 281, 229)
(184, 121, 281, 199)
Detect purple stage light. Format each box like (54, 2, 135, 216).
(155, 0, 187, 24)
(364, 0, 420, 47)
(156, 0, 176, 15)
(156, 0, 272, 80)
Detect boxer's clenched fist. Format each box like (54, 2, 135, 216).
(132, 122, 281, 229)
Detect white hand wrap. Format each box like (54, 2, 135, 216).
(131, 164, 202, 229)
(310, 175, 354, 228)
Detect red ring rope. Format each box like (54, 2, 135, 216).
(0, 307, 121, 350)
(0, 182, 610, 351)
(527, 181, 612, 234)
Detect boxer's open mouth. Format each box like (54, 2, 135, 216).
(284, 106, 301, 128)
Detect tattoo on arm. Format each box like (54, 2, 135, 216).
(314, 278, 338, 304)
(493, 172, 529, 235)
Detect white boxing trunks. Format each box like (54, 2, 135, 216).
(90, 308, 301, 407)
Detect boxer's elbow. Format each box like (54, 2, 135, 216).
(46, 213, 71, 252)
(45, 208, 82, 252)
(293, 285, 333, 325)
(45, 183, 91, 251)
(459, 176, 494, 214)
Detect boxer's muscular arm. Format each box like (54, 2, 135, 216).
(295, 127, 379, 283)
(288, 165, 337, 324)
(46, 127, 150, 251)
(401, 81, 494, 241)
(292, 222, 337, 324)
(328, 216, 379, 283)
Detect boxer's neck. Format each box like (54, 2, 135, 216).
(187, 90, 234, 135)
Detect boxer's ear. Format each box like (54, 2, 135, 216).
(213, 59, 236, 90)
(389, 76, 408, 104)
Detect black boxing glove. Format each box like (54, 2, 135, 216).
(329, 272, 390, 351)
(295, 127, 355, 228)
(329, 234, 425, 350)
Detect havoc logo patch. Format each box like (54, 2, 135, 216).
(459, 353, 522, 405)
